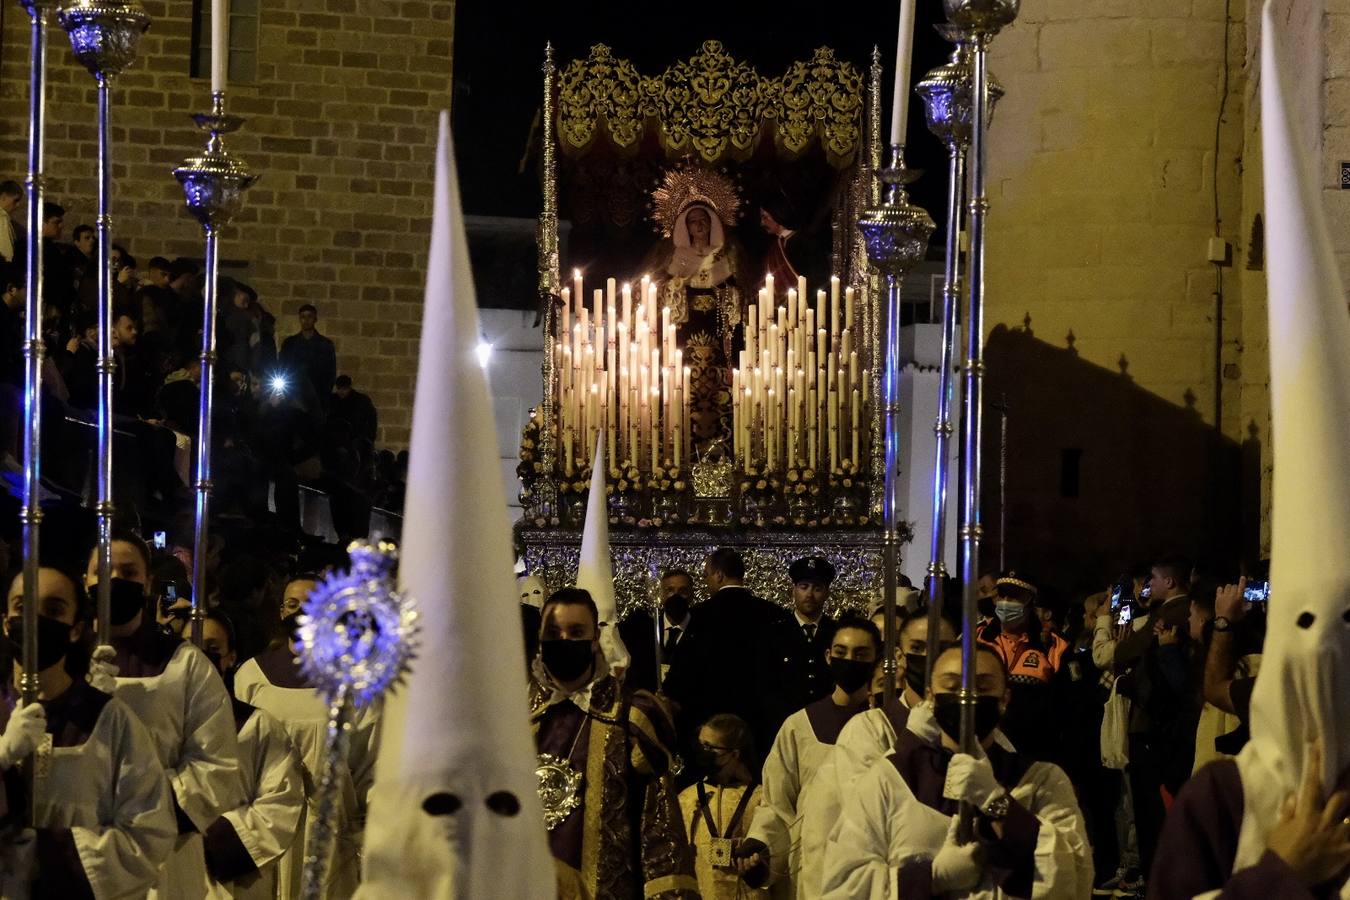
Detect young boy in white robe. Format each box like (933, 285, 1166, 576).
(822, 645, 1093, 899)
(736, 615, 881, 898)
(0, 564, 176, 896)
(86, 532, 245, 898)
(233, 573, 380, 899)
(198, 609, 306, 899)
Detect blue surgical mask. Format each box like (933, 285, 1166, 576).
(994, 600, 1026, 628)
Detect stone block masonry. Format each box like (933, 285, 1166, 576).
(0, 0, 454, 448)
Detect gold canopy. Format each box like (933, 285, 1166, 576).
(556, 41, 866, 167)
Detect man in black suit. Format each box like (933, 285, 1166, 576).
(619, 567, 696, 694)
(664, 548, 785, 755)
(760, 556, 839, 740)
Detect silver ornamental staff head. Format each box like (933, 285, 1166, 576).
(296, 540, 419, 710)
(915, 26, 1007, 149)
(57, 0, 150, 81)
(942, 0, 1020, 37)
(174, 98, 260, 232)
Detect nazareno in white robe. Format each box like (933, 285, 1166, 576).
(746, 696, 867, 899)
(110, 623, 245, 899)
(203, 701, 306, 899)
(821, 703, 1093, 900)
(234, 648, 381, 900)
(1, 684, 178, 898)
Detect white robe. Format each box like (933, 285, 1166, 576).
(206, 706, 306, 899)
(746, 704, 849, 899)
(821, 706, 1093, 900)
(114, 640, 244, 898)
(14, 693, 179, 898)
(234, 656, 380, 899)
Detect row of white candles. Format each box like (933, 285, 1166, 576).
(732, 273, 868, 473)
(552, 271, 868, 478)
(554, 275, 689, 476)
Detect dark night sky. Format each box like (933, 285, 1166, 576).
(450, 2, 953, 232)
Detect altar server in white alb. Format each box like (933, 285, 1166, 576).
(832, 604, 959, 809)
(0, 563, 176, 896)
(85, 531, 244, 897)
(197, 609, 305, 899)
(822, 645, 1092, 899)
(355, 112, 555, 899)
(736, 615, 882, 896)
(233, 573, 381, 898)
(1148, 9, 1350, 897)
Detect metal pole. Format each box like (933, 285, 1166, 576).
(859, 143, 933, 710)
(19, 0, 53, 828)
(998, 392, 1008, 571)
(190, 218, 219, 646)
(924, 140, 966, 692)
(94, 74, 114, 644)
(880, 151, 905, 709)
(956, 28, 992, 840)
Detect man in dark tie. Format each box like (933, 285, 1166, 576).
(618, 567, 696, 694)
(760, 556, 840, 741)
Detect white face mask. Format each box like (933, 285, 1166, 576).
(517, 576, 545, 609)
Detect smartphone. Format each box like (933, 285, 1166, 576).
(1110, 583, 1124, 611)
(153, 530, 167, 550)
(1116, 604, 1134, 626)
(1139, 584, 1152, 601)
(1243, 580, 1270, 603)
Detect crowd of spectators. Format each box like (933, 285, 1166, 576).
(0, 181, 405, 553)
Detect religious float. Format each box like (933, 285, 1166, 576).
(515, 40, 911, 616)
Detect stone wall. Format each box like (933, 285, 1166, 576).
(0, 0, 454, 446)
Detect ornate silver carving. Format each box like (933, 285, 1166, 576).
(536, 753, 584, 830)
(942, 0, 1020, 35)
(57, 0, 149, 80)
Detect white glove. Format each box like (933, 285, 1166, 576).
(944, 751, 1003, 808)
(88, 644, 119, 694)
(931, 815, 984, 893)
(0, 702, 47, 769)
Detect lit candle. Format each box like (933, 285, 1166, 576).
(849, 351, 859, 397)
(212, 0, 229, 94)
(747, 305, 758, 359)
(845, 286, 856, 332)
(788, 288, 798, 333)
(796, 275, 807, 307)
(765, 273, 775, 302)
(816, 289, 826, 336)
(816, 328, 827, 369)
(891, 0, 917, 147)
(573, 270, 583, 315)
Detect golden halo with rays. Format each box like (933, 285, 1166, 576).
(650, 162, 743, 237)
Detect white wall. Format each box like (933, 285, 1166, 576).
(479, 308, 546, 520)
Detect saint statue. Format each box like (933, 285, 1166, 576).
(642, 165, 752, 453)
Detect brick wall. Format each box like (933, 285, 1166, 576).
(985, 0, 1247, 438)
(0, 0, 454, 447)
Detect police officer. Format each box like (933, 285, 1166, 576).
(759, 556, 839, 741)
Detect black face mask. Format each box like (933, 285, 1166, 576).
(932, 693, 1002, 744)
(109, 578, 147, 626)
(829, 657, 875, 695)
(540, 638, 594, 684)
(693, 749, 729, 781)
(662, 593, 690, 624)
(6, 614, 74, 672)
(281, 613, 303, 644)
(903, 653, 928, 696)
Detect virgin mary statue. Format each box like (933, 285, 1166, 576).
(641, 165, 751, 453)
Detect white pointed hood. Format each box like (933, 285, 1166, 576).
(575, 432, 630, 672)
(356, 112, 554, 899)
(1234, 3, 1350, 875)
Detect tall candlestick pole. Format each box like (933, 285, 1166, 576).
(175, 92, 258, 644)
(944, 0, 1019, 839)
(18, 0, 56, 824)
(59, 0, 151, 645)
(860, 143, 934, 711)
